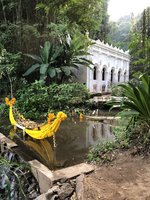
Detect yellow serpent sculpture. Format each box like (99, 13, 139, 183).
(5, 97, 67, 139)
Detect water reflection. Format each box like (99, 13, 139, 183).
(25, 139, 55, 169)
(10, 118, 116, 169)
(86, 120, 115, 146)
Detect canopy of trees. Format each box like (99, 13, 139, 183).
(129, 7, 150, 75)
(0, 0, 109, 53)
(108, 15, 132, 51)
(0, 0, 110, 95)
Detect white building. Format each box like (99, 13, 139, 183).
(77, 39, 130, 93)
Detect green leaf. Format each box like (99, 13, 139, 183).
(117, 74, 150, 122)
(55, 68, 61, 73)
(40, 63, 49, 75)
(40, 41, 51, 63)
(51, 46, 63, 61)
(23, 63, 40, 76)
(48, 68, 56, 78)
(24, 54, 42, 63)
(61, 66, 71, 76)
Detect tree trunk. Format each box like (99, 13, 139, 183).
(1, 0, 7, 23)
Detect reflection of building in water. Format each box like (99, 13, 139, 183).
(86, 121, 115, 147)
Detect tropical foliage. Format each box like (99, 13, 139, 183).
(0, 49, 22, 96)
(115, 74, 150, 154)
(16, 81, 90, 120)
(0, 0, 109, 52)
(23, 34, 93, 83)
(118, 74, 150, 126)
(129, 7, 150, 75)
(0, 0, 110, 96)
(23, 41, 63, 81)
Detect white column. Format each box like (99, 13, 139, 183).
(97, 66, 102, 92)
(89, 68, 93, 92)
(114, 67, 118, 84)
(86, 68, 90, 90)
(126, 61, 130, 82)
(105, 71, 109, 92)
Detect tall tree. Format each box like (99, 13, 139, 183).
(108, 15, 132, 50)
(129, 7, 150, 75)
(91, 0, 110, 42)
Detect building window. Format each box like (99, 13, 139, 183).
(124, 71, 126, 82)
(93, 66, 97, 80)
(110, 69, 114, 83)
(118, 70, 121, 82)
(102, 68, 106, 81)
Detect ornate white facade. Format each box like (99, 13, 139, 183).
(77, 40, 130, 93)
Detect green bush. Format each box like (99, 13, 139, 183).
(48, 82, 89, 109)
(16, 81, 89, 120)
(0, 48, 22, 96)
(16, 80, 49, 120)
(111, 84, 124, 96)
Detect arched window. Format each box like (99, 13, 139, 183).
(118, 70, 121, 82)
(110, 69, 114, 83)
(93, 66, 97, 80)
(102, 68, 106, 81)
(124, 71, 126, 82)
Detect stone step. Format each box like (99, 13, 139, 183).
(52, 163, 94, 182)
(0, 132, 17, 149)
(29, 159, 94, 193)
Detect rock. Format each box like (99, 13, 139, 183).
(27, 183, 37, 192)
(56, 181, 62, 186)
(28, 191, 39, 199)
(45, 185, 60, 200)
(58, 183, 74, 200)
(35, 193, 46, 200)
(60, 177, 68, 183)
(70, 192, 78, 200)
(51, 194, 59, 200)
(45, 193, 53, 200)
(69, 179, 76, 188)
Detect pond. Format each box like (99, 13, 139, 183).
(8, 117, 116, 170)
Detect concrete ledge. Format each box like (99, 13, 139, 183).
(29, 159, 54, 193)
(0, 132, 95, 195)
(52, 163, 94, 182)
(29, 160, 94, 193)
(86, 115, 120, 121)
(0, 132, 17, 149)
(76, 174, 85, 200)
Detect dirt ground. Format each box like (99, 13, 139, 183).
(84, 150, 150, 200)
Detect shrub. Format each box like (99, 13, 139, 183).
(16, 80, 49, 120)
(111, 84, 124, 97)
(16, 81, 89, 120)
